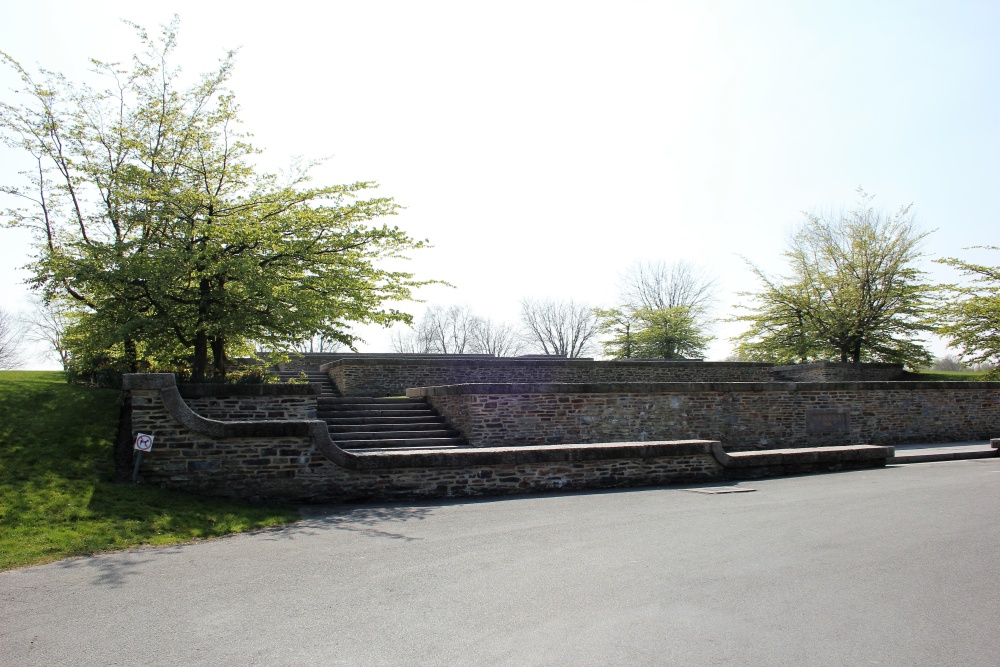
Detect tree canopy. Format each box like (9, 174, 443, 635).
(596, 260, 716, 360)
(597, 305, 711, 360)
(936, 246, 1000, 375)
(0, 20, 428, 379)
(732, 191, 934, 367)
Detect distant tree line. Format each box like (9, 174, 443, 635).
(388, 190, 1000, 376)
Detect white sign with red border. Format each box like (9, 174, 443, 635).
(133, 433, 154, 452)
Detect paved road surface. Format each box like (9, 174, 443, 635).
(2, 458, 998, 666)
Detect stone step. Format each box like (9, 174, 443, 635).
(342, 444, 467, 452)
(327, 421, 450, 433)
(321, 415, 444, 426)
(318, 409, 436, 419)
(323, 396, 427, 407)
(333, 436, 469, 449)
(329, 429, 460, 441)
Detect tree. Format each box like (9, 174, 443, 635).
(0, 20, 428, 380)
(520, 298, 599, 357)
(732, 191, 934, 367)
(469, 317, 524, 356)
(420, 305, 476, 354)
(389, 305, 525, 356)
(620, 260, 717, 320)
(598, 305, 711, 359)
(596, 260, 717, 360)
(936, 246, 1000, 375)
(0, 307, 23, 369)
(21, 295, 72, 369)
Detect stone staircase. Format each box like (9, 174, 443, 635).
(317, 396, 468, 452)
(274, 369, 340, 397)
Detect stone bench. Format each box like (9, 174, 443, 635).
(711, 443, 894, 479)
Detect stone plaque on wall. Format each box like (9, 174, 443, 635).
(805, 409, 850, 434)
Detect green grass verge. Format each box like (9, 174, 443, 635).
(904, 369, 993, 381)
(0, 371, 300, 571)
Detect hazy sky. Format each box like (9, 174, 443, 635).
(2, 0, 998, 367)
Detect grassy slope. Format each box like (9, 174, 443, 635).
(0, 371, 299, 571)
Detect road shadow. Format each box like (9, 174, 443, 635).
(54, 544, 188, 588)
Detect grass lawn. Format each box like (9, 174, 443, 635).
(904, 369, 993, 381)
(0, 371, 300, 571)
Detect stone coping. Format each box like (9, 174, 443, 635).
(407, 380, 1000, 397)
(321, 357, 769, 371)
(771, 361, 904, 371)
(124, 374, 319, 397)
(715, 444, 894, 467)
(350, 440, 721, 470)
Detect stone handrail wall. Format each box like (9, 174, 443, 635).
(320, 356, 776, 396)
(409, 381, 1000, 450)
(178, 383, 318, 421)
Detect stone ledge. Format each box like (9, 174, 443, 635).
(407, 381, 1000, 396)
(712, 443, 894, 467)
(123, 374, 318, 396)
(771, 362, 904, 371)
(349, 440, 718, 470)
(322, 357, 769, 370)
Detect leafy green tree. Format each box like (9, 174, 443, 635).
(935, 246, 1000, 375)
(732, 191, 934, 367)
(598, 306, 711, 359)
(1, 20, 428, 380)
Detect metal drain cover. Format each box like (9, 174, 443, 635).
(683, 487, 757, 494)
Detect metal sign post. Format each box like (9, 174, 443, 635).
(132, 433, 154, 482)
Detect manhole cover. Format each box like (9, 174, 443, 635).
(683, 487, 757, 495)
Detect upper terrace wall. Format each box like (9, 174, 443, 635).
(409, 381, 1000, 450)
(772, 362, 906, 382)
(319, 354, 775, 396)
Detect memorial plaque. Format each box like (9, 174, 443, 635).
(805, 409, 849, 434)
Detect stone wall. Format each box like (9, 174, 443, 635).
(771, 362, 906, 382)
(124, 374, 741, 502)
(321, 356, 775, 396)
(411, 381, 1000, 450)
(178, 383, 317, 420)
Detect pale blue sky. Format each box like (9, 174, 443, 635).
(2, 0, 997, 366)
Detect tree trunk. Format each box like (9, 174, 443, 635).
(124, 337, 139, 373)
(211, 336, 226, 378)
(192, 330, 208, 381)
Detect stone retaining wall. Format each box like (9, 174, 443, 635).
(124, 374, 737, 502)
(410, 381, 1000, 449)
(178, 383, 317, 421)
(321, 356, 775, 396)
(771, 362, 905, 382)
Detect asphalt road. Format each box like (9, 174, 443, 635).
(2, 459, 998, 666)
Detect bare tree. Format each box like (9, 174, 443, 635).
(390, 305, 479, 354)
(390, 327, 433, 353)
(422, 305, 476, 354)
(520, 298, 600, 358)
(469, 318, 525, 356)
(0, 307, 24, 369)
(295, 335, 345, 354)
(620, 260, 718, 318)
(21, 297, 72, 369)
